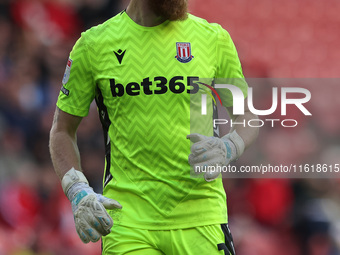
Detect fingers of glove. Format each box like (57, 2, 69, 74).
(196, 161, 223, 182)
(204, 169, 221, 182)
(78, 195, 114, 236)
(96, 194, 122, 210)
(191, 160, 223, 181)
(75, 214, 101, 243)
(189, 149, 226, 166)
(190, 141, 208, 155)
(190, 138, 226, 156)
(91, 201, 114, 235)
(75, 225, 90, 244)
(187, 133, 208, 143)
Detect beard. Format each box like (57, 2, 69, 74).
(148, 0, 188, 21)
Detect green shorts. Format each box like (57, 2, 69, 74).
(102, 224, 235, 255)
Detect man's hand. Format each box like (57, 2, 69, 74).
(62, 168, 122, 243)
(187, 131, 245, 182)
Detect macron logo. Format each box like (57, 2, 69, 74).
(114, 49, 126, 64)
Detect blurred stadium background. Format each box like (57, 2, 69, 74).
(0, 0, 339, 254)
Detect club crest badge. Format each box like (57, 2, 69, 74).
(175, 42, 194, 63)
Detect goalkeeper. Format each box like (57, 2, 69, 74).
(49, 0, 259, 254)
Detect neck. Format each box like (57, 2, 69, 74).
(126, 0, 166, 27)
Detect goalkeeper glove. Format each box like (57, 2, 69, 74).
(187, 130, 245, 182)
(61, 168, 122, 243)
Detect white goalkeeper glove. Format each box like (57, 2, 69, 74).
(61, 168, 122, 243)
(187, 130, 245, 182)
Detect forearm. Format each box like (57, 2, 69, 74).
(229, 110, 259, 150)
(50, 129, 81, 180)
(49, 108, 83, 180)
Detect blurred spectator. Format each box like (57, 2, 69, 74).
(0, 1, 121, 254)
(77, 0, 123, 29)
(11, 0, 82, 46)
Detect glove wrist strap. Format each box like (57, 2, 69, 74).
(61, 167, 89, 196)
(222, 130, 245, 161)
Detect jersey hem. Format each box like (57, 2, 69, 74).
(108, 209, 228, 230)
(115, 220, 228, 230)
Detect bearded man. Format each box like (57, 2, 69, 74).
(49, 0, 258, 254)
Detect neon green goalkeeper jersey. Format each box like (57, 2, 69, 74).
(57, 11, 247, 229)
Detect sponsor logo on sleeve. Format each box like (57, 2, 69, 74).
(61, 85, 70, 96)
(62, 58, 73, 85)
